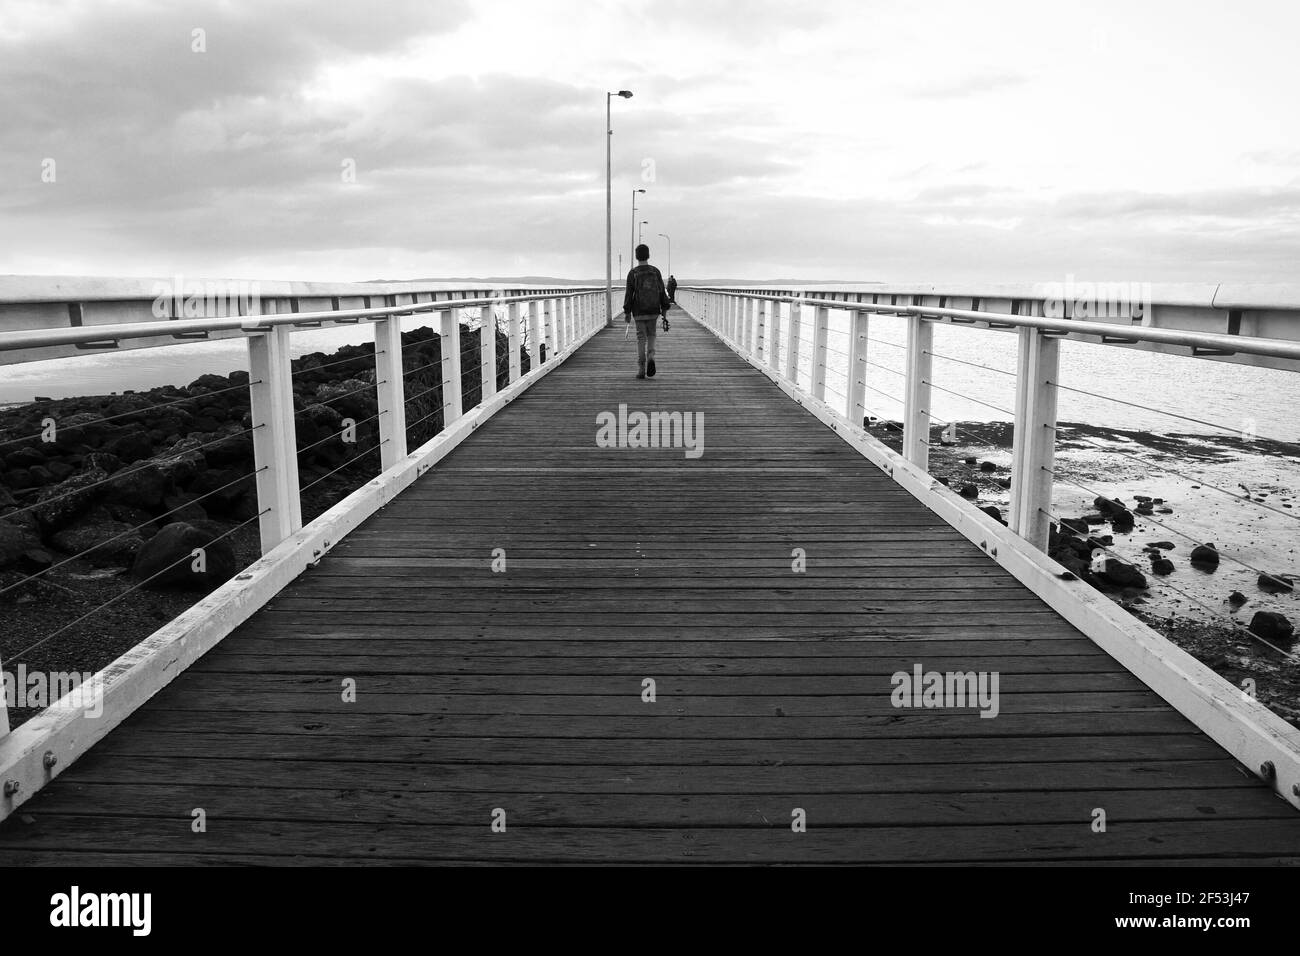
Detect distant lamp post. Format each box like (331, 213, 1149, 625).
(639, 220, 648, 246)
(606, 89, 633, 328)
(658, 233, 671, 274)
(631, 188, 646, 264)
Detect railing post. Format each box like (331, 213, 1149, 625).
(440, 306, 463, 426)
(480, 301, 498, 402)
(245, 323, 302, 554)
(544, 298, 558, 361)
(902, 313, 933, 469)
(756, 297, 767, 362)
(556, 298, 568, 353)
(768, 301, 781, 372)
(373, 314, 408, 470)
(784, 297, 801, 382)
(1010, 327, 1060, 550)
(527, 300, 541, 370)
(811, 305, 830, 401)
(847, 310, 869, 429)
(508, 301, 522, 382)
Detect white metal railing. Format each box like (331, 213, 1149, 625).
(680, 285, 1300, 551)
(0, 279, 607, 812)
(679, 283, 1300, 810)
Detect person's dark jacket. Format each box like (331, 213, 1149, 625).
(666, 276, 677, 300)
(623, 263, 671, 317)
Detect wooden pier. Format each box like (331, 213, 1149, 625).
(2, 308, 1299, 864)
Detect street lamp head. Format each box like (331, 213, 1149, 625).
(618, 90, 633, 98)
(635, 188, 646, 194)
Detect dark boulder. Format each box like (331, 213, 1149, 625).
(1258, 573, 1294, 594)
(130, 521, 237, 590)
(1059, 517, 1089, 535)
(958, 484, 978, 500)
(105, 461, 170, 510)
(978, 460, 997, 472)
(33, 466, 109, 532)
(1150, 557, 1175, 576)
(978, 505, 1006, 524)
(162, 492, 207, 523)
(1146, 541, 1175, 550)
(1098, 558, 1148, 590)
(0, 521, 40, 570)
(1250, 611, 1294, 643)
(1093, 495, 1127, 517)
(1190, 543, 1220, 570)
(102, 428, 155, 464)
(1110, 510, 1135, 533)
(1228, 590, 1247, 607)
(50, 519, 145, 567)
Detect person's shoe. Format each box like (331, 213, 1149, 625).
(647, 359, 656, 377)
(636, 371, 645, 379)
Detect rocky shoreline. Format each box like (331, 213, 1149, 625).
(0, 321, 528, 727)
(868, 418, 1300, 725)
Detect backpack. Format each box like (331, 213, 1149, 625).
(630, 267, 663, 315)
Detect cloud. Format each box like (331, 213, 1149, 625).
(906, 71, 1029, 99)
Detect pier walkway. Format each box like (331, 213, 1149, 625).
(2, 306, 1299, 864)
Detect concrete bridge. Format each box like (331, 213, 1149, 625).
(1, 279, 1300, 863)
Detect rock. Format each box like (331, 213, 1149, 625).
(105, 461, 170, 510)
(32, 466, 109, 532)
(1135, 501, 1154, 514)
(188, 373, 232, 392)
(1098, 558, 1148, 590)
(1146, 541, 1175, 550)
(6, 468, 34, 490)
(978, 505, 1005, 524)
(1190, 543, 1220, 570)
(1093, 496, 1128, 517)
(962, 456, 977, 466)
(1110, 510, 1135, 533)
(1228, 591, 1247, 607)
(162, 492, 207, 524)
(4, 446, 45, 469)
(1258, 573, 1294, 594)
(1133, 495, 1152, 503)
(958, 484, 978, 500)
(995, 477, 1011, 489)
(978, 461, 997, 472)
(1150, 557, 1175, 576)
(1082, 514, 1107, 525)
(1249, 611, 1294, 643)
(50, 520, 146, 567)
(155, 437, 206, 485)
(102, 428, 155, 464)
(0, 521, 40, 570)
(18, 548, 53, 572)
(130, 521, 237, 590)
(83, 451, 123, 474)
(1153, 498, 1164, 504)
(1059, 517, 1089, 535)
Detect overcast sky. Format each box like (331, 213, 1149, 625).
(2, 0, 1299, 283)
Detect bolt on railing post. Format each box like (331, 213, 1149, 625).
(847, 310, 870, 429)
(440, 306, 463, 426)
(902, 313, 933, 469)
(1010, 327, 1061, 550)
(245, 323, 302, 554)
(480, 300, 498, 402)
(374, 313, 408, 470)
(507, 302, 522, 383)
(784, 297, 801, 382)
(811, 305, 830, 401)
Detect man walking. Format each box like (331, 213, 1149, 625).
(666, 274, 677, 303)
(622, 243, 671, 379)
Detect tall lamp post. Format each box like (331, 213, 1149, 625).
(606, 90, 632, 328)
(638, 220, 648, 245)
(658, 232, 671, 274)
(630, 188, 646, 264)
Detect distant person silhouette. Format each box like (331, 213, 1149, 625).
(666, 274, 677, 303)
(622, 243, 671, 379)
